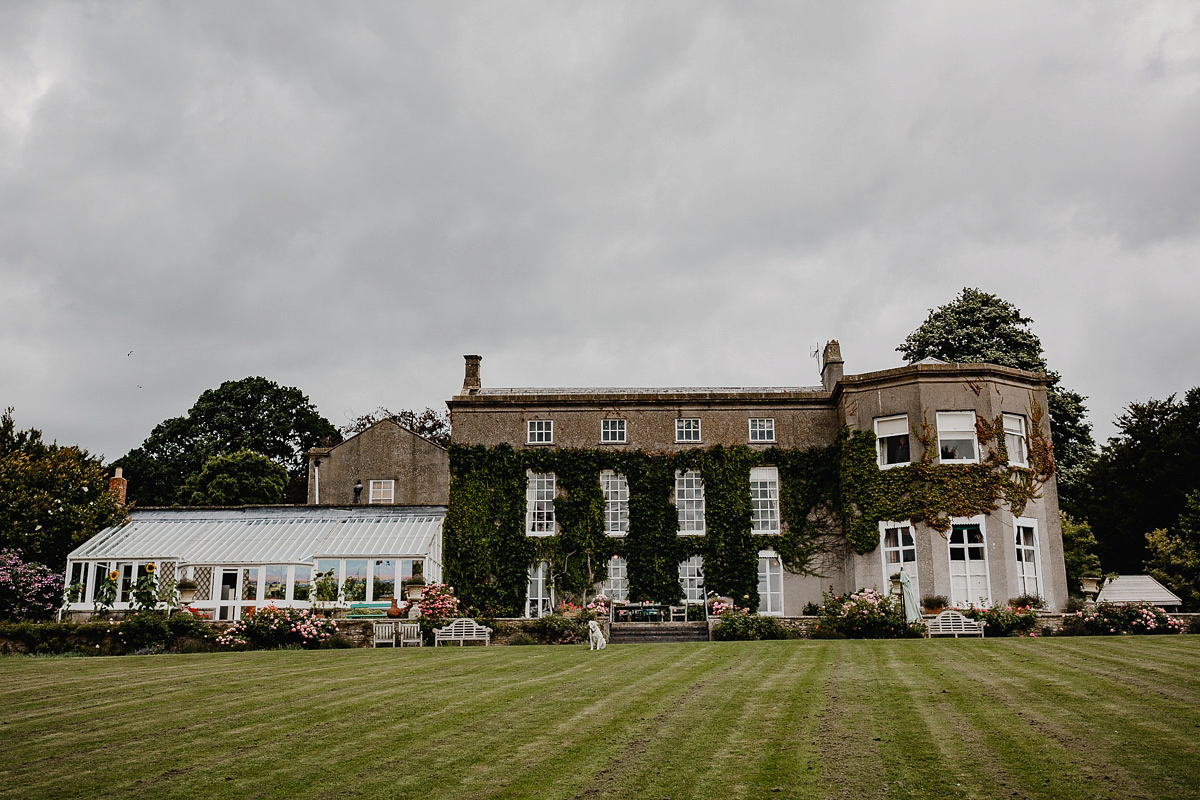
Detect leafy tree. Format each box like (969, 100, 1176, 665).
(0, 409, 128, 568)
(115, 377, 340, 505)
(897, 288, 1096, 509)
(1084, 389, 1200, 573)
(1144, 491, 1200, 612)
(1059, 513, 1102, 596)
(340, 406, 451, 447)
(180, 450, 289, 506)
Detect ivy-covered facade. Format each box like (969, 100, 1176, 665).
(444, 344, 1068, 617)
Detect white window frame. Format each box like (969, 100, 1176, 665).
(875, 415, 911, 469)
(675, 470, 705, 534)
(603, 556, 629, 603)
(749, 418, 775, 442)
(937, 411, 979, 464)
(527, 419, 553, 444)
(526, 471, 556, 536)
(600, 470, 629, 536)
(948, 516, 991, 608)
(750, 466, 780, 534)
(675, 418, 701, 443)
(757, 550, 784, 616)
(601, 419, 626, 443)
(678, 556, 704, 604)
(879, 521, 918, 597)
(1004, 413, 1029, 468)
(369, 479, 394, 504)
(1014, 517, 1043, 601)
(526, 561, 554, 618)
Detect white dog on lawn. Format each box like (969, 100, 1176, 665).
(587, 619, 607, 650)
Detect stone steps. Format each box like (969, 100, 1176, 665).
(608, 621, 710, 644)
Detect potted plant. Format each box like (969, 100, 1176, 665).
(176, 577, 198, 606)
(403, 572, 427, 602)
(921, 595, 948, 615)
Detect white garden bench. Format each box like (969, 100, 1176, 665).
(433, 618, 492, 646)
(924, 610, 986, 638)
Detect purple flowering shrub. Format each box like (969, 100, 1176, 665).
(215, 606, 339, 650)
(0, 549, 62, 621)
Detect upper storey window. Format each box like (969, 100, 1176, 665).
(749, 418, 775, 442)
(749, 467, 780, 533)
(676, 418, 701, 443)
(937, 412, 978, 463)
(526, 472, 556, 535)
(527, 420, 553, 445)
(874, 415, 910, 468)
(675, 470, 705, 534)
(369, 480, 394, 504)
(601, 419, 626, 443)
(1003, 413, 1028, 468)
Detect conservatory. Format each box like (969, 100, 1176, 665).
(63, 506, 444, 620)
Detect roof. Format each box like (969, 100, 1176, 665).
(475, 385, 824, 396)
(1096, 574, 1183, 606)
(68, 506, 445, 565)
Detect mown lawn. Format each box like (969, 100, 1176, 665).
(0, 637, 1197, 800)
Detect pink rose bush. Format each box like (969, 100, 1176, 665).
(1062, 602, 1182, 636)
(815, 588, 924, 639)
(417, 583, 459, 618)
(215, 606, 338, 650)
(0, 549, 62, 621)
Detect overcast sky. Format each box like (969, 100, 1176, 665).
(3, 1, 1199, 462)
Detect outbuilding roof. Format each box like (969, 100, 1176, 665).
(1095, 574, 1183, 607)
(68, 506, 445, 565)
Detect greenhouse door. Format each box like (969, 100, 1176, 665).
(218, 569, 241, 620)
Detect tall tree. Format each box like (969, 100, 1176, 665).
(340, 406, 451, 447)
(897, 288, 1096, 509)
(1083, 388, 1200, 573)
(114, 377, 341, 505)
(180, 450, 290, 506)
(0, 409, 127, 567)
(1144, 490, 1200, 612)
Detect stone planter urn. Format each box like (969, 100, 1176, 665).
(1080, 575, 1102, 608)
(177, 584, 197, 606)
(404, 577, 426, 602)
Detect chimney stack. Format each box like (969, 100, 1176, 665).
(462, 354, 482, 394)
(820, 340, 844, 391)
(108, 467, 127, 506)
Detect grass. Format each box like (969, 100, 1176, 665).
(1, 638, 1198, 799)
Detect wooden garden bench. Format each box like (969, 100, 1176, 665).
(433, 618, 492, 646)
(924, 610, 986, 638)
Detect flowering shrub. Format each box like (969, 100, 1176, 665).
(1061, 602, 1183, 636)
(0, 549, 62, 621)
(958, 604, 1040, 637)
(585, 594, 609, 618)
(816, 588, 924, 639)
(710, 600, 747, 616)
(418, 583, 459, 618)
(215, 606, 338, 650)
(712, 613, 796, 641)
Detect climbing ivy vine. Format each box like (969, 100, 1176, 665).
(443, 402, 1053, 616)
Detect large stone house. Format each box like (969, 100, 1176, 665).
(445, 344, 1068, 617)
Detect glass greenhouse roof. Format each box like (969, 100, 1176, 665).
(68, 506, 445, 565)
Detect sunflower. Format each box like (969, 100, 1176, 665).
(109, 570, 119, 581)
(145, 563, 156, 574)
